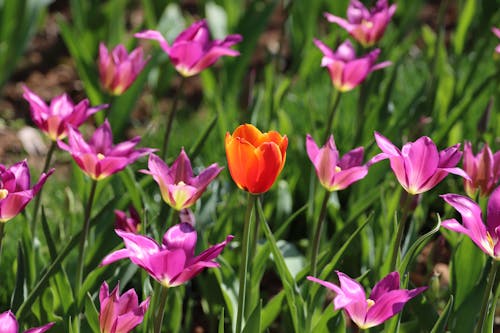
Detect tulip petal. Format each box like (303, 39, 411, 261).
(369, 271, 399, 301)
(402, 137, 439, 193)
(364, 288, 426, 328)
(487, 187, 500, 235)
(135, 30, 170, 53)
(251, 142, 283, 194)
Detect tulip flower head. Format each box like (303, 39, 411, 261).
(135, 20, 242, 77)
(307, 271, 426, 329)
(306, 134, 368, 191)
(492, 27, 500, 54)
(101, 223, 233, 287)
(370, 132, 469, 195)
(225, 124, 288, 194)
(313, 39, 391, 92)
(99, 281, 150, 333)
(462, 142, 500, 198)
(0, 160, 54, 223)
(141, 151, 223, 211)
(0, 310, 54, 333)
(441, 187, 500, 260)
(98, 43, 149, 95)
(23, 86, 107, 141)
(114, 207, 141, 234)
(325, 0, 397, 47)
(57, 120, 154, 180)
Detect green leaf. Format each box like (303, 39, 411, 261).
(10, 242, 26, 312)
(430, 295, 454, 333)
(242, 300, 262, 333)
(258, 201, 305, 333)
(398, 216, 441, 274)
(261, 290, 284, 332)
(85, 292, 100, 333)
(453, 0, 475, 54)
(218, 307, 225, 333)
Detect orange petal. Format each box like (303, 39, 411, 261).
(232, 124, 263, 147)
(248, 142, 283, 194)
(225, 133, 258, 191)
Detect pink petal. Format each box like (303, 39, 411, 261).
(24, 323, 55, 333)
(324, 12, 354, 32)
(338, 147, 364, 169)
(163, 223, 197, 258)
(0, 310, 19, 333)
(487, 187, 500, 235)
(135, 30, 170, 53)
(401, 137, 439, 193)
(331, 166, 368, 191)
(364, 287, 426, 328)
(188, 45, 241, 75)
(369, 272, 400, 301)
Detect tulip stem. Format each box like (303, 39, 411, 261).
(236, 193, 256, 333)
(0, 222, 5, 260)
(474, 259, 499, 333)
(75, 179, 98, 303)
(310, 190, 330, 277)
(30, 140, 57, 238)
(390, 193, 413, 272)
(161, 77, 186, 159)
(153, 286, 169, 333)
(323, 89, 341, 143)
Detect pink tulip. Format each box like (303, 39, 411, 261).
(99, 281, 150, 333)
(141, 151, 223, 211)
(307, 271, 426, 329)
(313, 39, 391, 92)
(462, 142, 500, 198)
(135, 19, 242, 77)
(57, 119, 154, 180)
(492, 27, 500, 54)
(371, 132, 469, 194)
(98, 43, 149, 95)
(306, 134, 368, 191)
(325, 0, 396, 47)
(101, 223, 233, 287)
(22, 86, 107, 141)
(0, 310, 54, 333)
(114, 207, 141, 234)
(441, 187, 500, 260)
(0, 160, 54, 223)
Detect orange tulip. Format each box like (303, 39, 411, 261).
(225, 124, 288, 194)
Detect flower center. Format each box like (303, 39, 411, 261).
(366, 299, 375, 309)
(486, 232, 495, 250)
(97, 153, 105, 160)
(0, 189, 8, 200)
(335, 166, 342, 173)
(362, 19, 374, 28)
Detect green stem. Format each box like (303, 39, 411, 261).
(31, 140, 57, 237)
(75, 179, 98, 301)
(390, 193, 413, 272)
(153, 286, 169, 333)
(0, 223, 5, 260)
(323, 89, 341, 143)
(310, 190, 330, 277)
(235, 193, 256, 333)
(161, 77, 186, 159)
(474, 260, 499, 333)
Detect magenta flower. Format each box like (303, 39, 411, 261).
(325, 0, 396, 47)
(492, 27, 500, 54)
(114, 207, 141, 234)
(57, 120, 154, 180)
(99, 281, 150, 333)
(0, 310, 54, 333)
(98, 43, 149, 95)
(370, 132, 469, 194)
(141, 151, 223, 211)
(135, 19, 242, 77)
(101, 223, 233, 287)
(307, 271, 426, 329)
(22, 86, 107, 141)
(313, 39, 390, 92)
(462, 142, 500, 198)
(0, 160, 54, 223)
(441, 187, 500, 260)
(306, 134, 368, 191)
